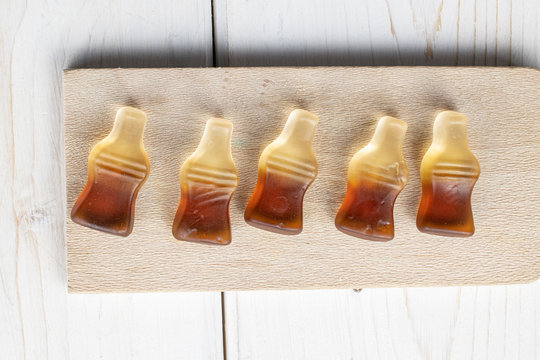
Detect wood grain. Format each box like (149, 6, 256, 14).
(213, 0, 540, 68)
(224, 285, 540, 359)
(65, 66, 540, 293)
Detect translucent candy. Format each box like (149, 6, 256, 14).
(244, 109, 318, 235)
(335, 116, 409, 241)
(172, 118, 238, 245)
(416, 111, 480, 237)
(71, 107, 150, 236)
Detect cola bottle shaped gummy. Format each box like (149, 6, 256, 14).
(244, 109, 318, 235)
(172, 118, 238, 245)
(416, 111, 480, 237)
(335, 116, 408, 241)
(71, 107, 150, 236)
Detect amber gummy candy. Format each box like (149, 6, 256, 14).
(244, 109, 318, 235)
(416, 111, 480, 237)
(71, 107, 150, 237)
(172, 118, 238, 245)
(335, 116, 408, 241)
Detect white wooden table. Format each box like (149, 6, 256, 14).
(1, 1, 538, 359)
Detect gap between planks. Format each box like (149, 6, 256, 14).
(211, 2, 228, 358)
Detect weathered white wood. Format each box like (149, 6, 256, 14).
(224, 284, 540, 360)
(67, 293, 223, 360)
(1, 1, 222, 359)
(215, 0, 540, 67)
(214, 1, 540, 359)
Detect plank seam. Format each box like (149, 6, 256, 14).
(211, 2, 227, 357)
(221, 292, 227, 360)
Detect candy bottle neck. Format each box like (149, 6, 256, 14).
(368, 116, 407, 154)
(197, 118, 233, 156)
(109, 107, 146, 146)
(433, 111, 469, 149)
(279, 109, 318, 145)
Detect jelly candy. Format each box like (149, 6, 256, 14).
(335, 116, 409, 241)
(244, 109, 318, 235)
(71, 107, 150, 236)
(416, 111, 480, 237)
(172, 118, 238, 245)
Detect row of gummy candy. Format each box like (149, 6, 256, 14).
(71, 107, 480, 245)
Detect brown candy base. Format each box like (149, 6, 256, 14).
(335, 179, 401, 241)
(244, 171, 310, 235)
(172, 183, 234, 245)
(416, 176, 477, 237)
(71, 169, 141, 237)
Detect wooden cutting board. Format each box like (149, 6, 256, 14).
(64, 67, 540, 293)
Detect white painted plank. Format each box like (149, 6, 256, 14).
(0, 0, 222, 359)
(224, 285, 539, 360)
(215, 0, 540, 67)
(215, 0, 540, 358)
(67, 293, 223, 360)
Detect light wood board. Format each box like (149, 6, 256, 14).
(64, 67, 540, 293)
